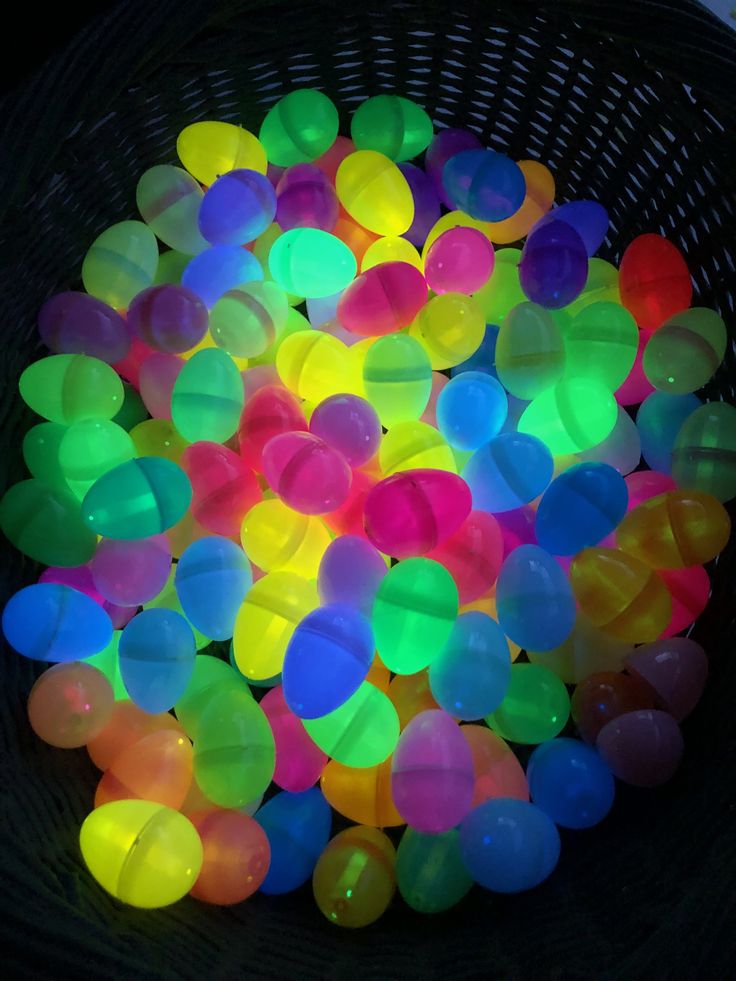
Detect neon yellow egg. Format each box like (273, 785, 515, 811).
(129, 419, 189, 464)
(336, 151, 414, 237)
(176, 121, 267, 186)
(379, 421, 457, 475)
(241, 499, 331, 576)
(409, 292, 485, 369)
(276, 330, 357, 401)
(79, 800, 203, 908)
(422, 211, 494, 256)
(233, 571, 319, 680)
(361, 237, 423, 272)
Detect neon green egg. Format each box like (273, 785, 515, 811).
(0, 478, 97, 566)
(19, 354, 124, 424)
(268, 228, 357, 298)
(82, 220, 158, 308)
(145, 570, 210, 650)
(136, 164, 208, 256)
(372, 558, 458, 674)
(564, 301, 638, 391)
(643, 307, 727, 394)
(518, 378, 618, 454)
(22, 422, 68, 491)
(210, 281, 289, 358)
(303, 682, 399, 768)
(672, 400, 736, 502)
(175, 654, 251, 739)
(194, 687, 275, 806)
(409, 292, 485, 370)
(276, 329, 355, 402)
(495, 301, 565, 400)
(177, 121, 267, 186)
(154, 249, 190, 285)
(379, 421, 457, 475)
(130, 418, 188, 463)
(486, 663, 570, 744)
(259, 89, 339, 166)
(81, 456, 192, 540)
(563, 257, 620, 316)
(85, 630, 128, 700)
(171, 348, 244, 443)
(80, 800, 203, 908)
(396, 828, 473, 914)
(351, 95, 433, 162)
(252, 223, 303, 305)
(472, 247, 524, 323)
(113, 383, 149, 431)
(58, 420, 136, 500)
(363, 333, 432, 428)
(336, 150, 414, 236)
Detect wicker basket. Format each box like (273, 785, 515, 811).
(1, 1, 735, 977)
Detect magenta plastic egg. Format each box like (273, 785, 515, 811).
(275, 163, 338, 231)
(337, 262, 428, 337)
(364, 469, 472, 559)
(615, 330, 655, 406)
(659, 565, 710, 638)
(127, 285, 209, 354)
(596, 709, 683, 787)
(309, 394, 381, 467)
(519, 219, 588, 309)
(139, 353, 182, 420)
(262, 431, 352, 515)
(424, 510, 504, 604)
(260, 685, 328, 792)
(391, 709, 474, 833)
(90, 535, 172, 607)
(625, 470, 676, 510)
(424, 227, 494, 295)
(626, 638, 707, 721)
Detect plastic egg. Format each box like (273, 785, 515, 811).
(138, 353, 181, 419)
(571, 670, 656, 743)
(615, 328, 655, 406)
(275, 163, 339, 231)
(626, 637, 708, 721)
(38, 292, 131, 364)
(303, 682, 400, 767)
(429, 612, 510, 720)
(58, 419, 136, 500)
(495, 301, 565, 399)
(527, 737, 615, 829)
(269, 228, 357, 298)
(473, 247, 525, 324)
(80, 800, 203, 908)
(536, 462, 629, 555)
(487, 663, 570, 744)
(425, 128, 482, 205)
(259, 89, 339, 166)
(564, 301, 638, 390)
(619, 233, 692, 330)
(171, 348, 244, 444)
(130, 419, 188, 463)
(233, 571, 318, 681)
(461, 724, 529, 805)
(397, 162, 441, 246)
(90, 535, 172, 606)
(182, 244, 263, 308)
(486, 160, 555, 244)
(373, 558, 458, 674)
(136, 164, 208, 255)
(210, 281, 289, 358)
(361, 235, 423, 271)
(128, 284, 208, 354)
(82, 221, 158, 308)
(187, 808, 270, 905)
(321, 757, 403, 827)
(237, 383, 307, 471)
(636, 391, 700, 474)
(518, 378, 618, 454)
(262, 431, 351, 515)
(20, 353, 124, 425)
(362, 333, 432, 427)
(22, 422, 69, 491)
(660, 565, 710, 637)
(86, 701, 185, 770)
(387, 670, 440, 729)
(255, 787, 332, 895)
(194, 688, 275, 807)
(391, 710, 474, 833)
(182, 441, 261, 538)
(276, 329, 355, 402)
(570, 547, 671, 643)
(436, 371, 508, 452)
(174, 655, 251, 739)
(118, 608, 195, 712)
(2, 582, 112, 662)
(336, 150, 414, 236)
(313, 826, 396, 928)
(519, 219, 588, 309)
(396, 827, 472, 914)
(424, 226, 494, 295)
(643, 307, 726, 393)
(442, 149, 525, 221)
(27, 662, 114, 748)
(175, 536, 252, 641)
(260, 685, 328, 792)
(495, 544, 575, 652)
(338, 261, 427, 337)
(410, 292, 485, 370)
(154, 250, 190, 285)
(672, 400, 736, 502)
(177, 121, 267, 185)
(379, 420, 456, 475)
(527, 613, 632, 684)
(321, 468, 378, 539)
(199, 169, 276, 245)
(82, 457, 192, 539)
(350, 94, 432, 161)
(424, 510, 504, 604)
(364, 469, 471, 558)
(240, 499, 329, 577)
(309, 393, 381, 467)
(318, 535, 388, 616)
(596, 709, 683, 787)
(94, 728, 193, 809)
(462, 432, 554, 513)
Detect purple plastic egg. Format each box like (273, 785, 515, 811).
(626, 638, 708, 721)
(519, 219, 588, 309)
(425, 129, 483, 209)
(596, 709, 683, 787)
(38, 292, 131, 364)
(398, 163, 441, 246)
(391, 709, 475, 833)
(127, 284, 209, 354)
(317, 535, 388, 616)
(90, 535, 172, 606)
(138, 352, 182, 419)
(309, 393, 381, 467)
(276, 164, 339, 232)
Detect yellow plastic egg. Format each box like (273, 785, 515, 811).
(240, 498, 331, 576)
(176, 121, 267, 186)
(276, 329, 357, 401)
(379, 421, 457, 475)
(336, 151, 414, 236)
(409, 292, 485, 370)
(361, 237, 423, 272)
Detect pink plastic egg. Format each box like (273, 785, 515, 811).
(615, 330, 655, 406)
(391, 709, 474, 833)
(626, 637, 707, 721)
(659, 566, 710, 638)
(425, 510, 504, 603)
(461, 724, 529, 806)
(424, 227, 494, 295)
(596, 709, 683, 786)
(322, 469, 377, 540)
(139, 352, 182, 419)
(182, 441, 262, 538)
(262, 431, 352, 515)
(364, 469, 472, 558)
(90, 535, 172, 606)
(337, 261, 428, 337)
(625, 470, 677, 509)
(260, 685, 328, 792)
(237, 384, 308, 472)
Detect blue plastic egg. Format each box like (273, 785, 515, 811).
(429, 612, 510, 720)
(538, 200, 608, 257)
(636, 391, 701, 474)
(198, 169, 276, 246)
(462, 432, 554, 513)
(527, 737, 615, 829)
(118, 608, 196, 712)
(282, 603, 374, 719)
(255, 788, 332, 895)
(459, 798, 560, 892)
(442, 150, 525, 222)
(317, 535, 388, 617)
(495, 544, 575, 652)
(535, 462, 628, 555)
(437, 371, 508, 452)
(519, 219, 588, 309)
(2, 583, 112, 662)
(182, 245, 263, 308)
(175, 536, 252, 641)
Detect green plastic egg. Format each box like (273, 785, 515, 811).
(82, 220, 159, 308)
(564, 301, 638, 391)
(171, 348, 244, 443)
(351, 95, 433, 162)
(0, 478, 97, 566)
(303, 682, 400, 768)
(210, 281, 289, 358)
(22, 422, 68, 491)
(85, 630, 128, 701)
(495, 301, 565, 400)
(563, 257, 620, 316)
(113, 383, 149, 431)
(373, 558, 458, 674)
(643, 307, 727, 394)
(259, 89, 339, 166)
(672, 400, 736, 502)
(153, 250, 190, 286)
(81, 456, 192, 539)
(486, 663, 570, 744)
(362, 333, 432, 428)
(473, 247, 524, 323)
(518, 378, 618, 454)
(268, 228, 357, 298)
(175, 654, 251, 739)
(19, 354, 124, 424)
(58, 420, 136, 500)
(396, 828, 473, 914)
(136, 164, 208, 256)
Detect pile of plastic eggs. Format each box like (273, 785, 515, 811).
(2, 87, 734, 927)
